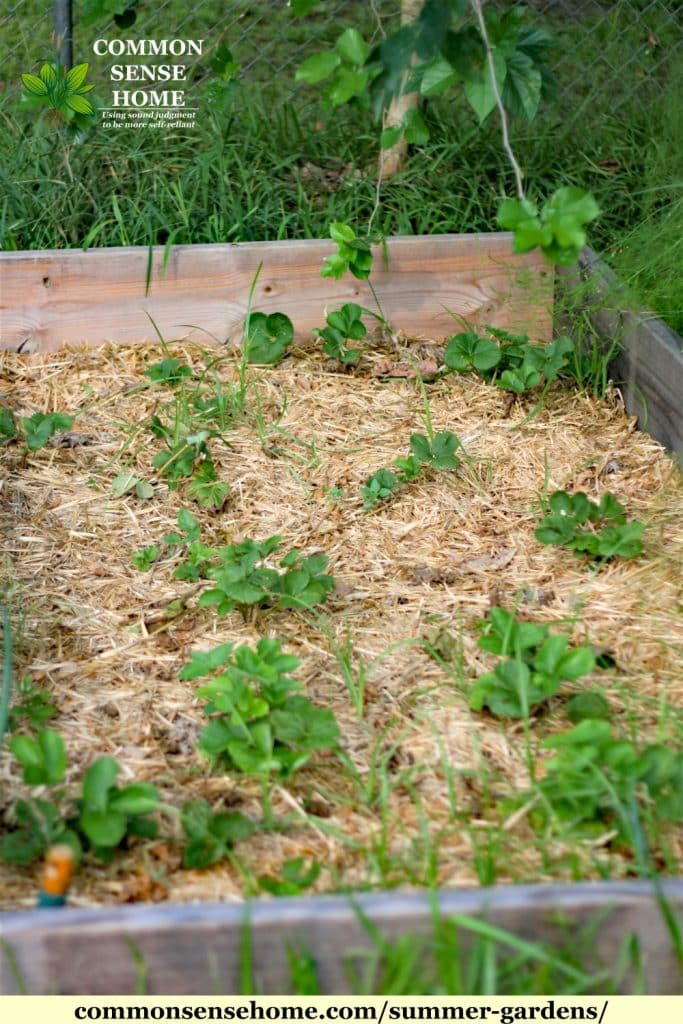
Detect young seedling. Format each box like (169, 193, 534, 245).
(6, 677, 56, 733)
(0, 409, 75, 452)
(110, 470, 155, 501)
(185, 458, 231, 510)
(149, 414, 229, 511)
(131, 545, 160, 572)
(0, 408, 18, 445)
(244, 312, 294, 365)
(10, 728, 67, 786)
(565, 690, 611, 724)
(131, 508, 204, 576)
(362, 468, 399, 509)
(326, 625, 372, 719)
(314, 302, 368, 365)
(0, 797, 77, 866)
(23, 412, 76, 450)
(181, 797, 255, 869)
(144, 357, 194, 387)
(442, 331, 501, 375)
(257, 857, 321, 896)
(362, 431, 461, 509)
(535, 490, 644, 562)
(469, 608, 596, 718)
(408, 432, 461, 471)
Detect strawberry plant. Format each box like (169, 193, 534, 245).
(0, 798, 76, 866)
(186, 459, 231, 510)
(565, 690, 611, 724)
(164, 507, 202, 547)
(150, 419, 208, 482)
(362, 431, 461, 509)
(530, 720, 683, 836)
(181, 798, 255, 869)
(0, 408, 18, 444)
(149, 415, 229, 511)
(258, 857, 321, 896)
(143, 350, 234, 430)
(0, 409, 75, 451)
(1, 731, 159, 865)
(314, 302, 368, 365)
(6, 677, 56, 732)
(244, 312, 294, 365)
(10, 728, 67, 786)
(188, 536, 335, 615)
(144, 357, 194, 387)
(535, 491, 644, 562)
(131, 508, 218, 582)
(139, 519, 334, 614)
(408, 431, 461, 471)
(469, 608, 596, 718)
(110, 470, 155, 501)
(362, 468, 400, 509)
(182, 639, 340, 820)
(131, 545, 160, 572)
(74, 756, 159, 858)
(443, 329, 574, 394)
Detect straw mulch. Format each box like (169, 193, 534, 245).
(1, 337, 681, 910)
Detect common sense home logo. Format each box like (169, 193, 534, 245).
(93, 37, 202, 106)
(20, 62, 96, 133)
(21, 39, 238, 133)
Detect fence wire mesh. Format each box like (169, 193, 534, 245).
(1, 1, 680, 127)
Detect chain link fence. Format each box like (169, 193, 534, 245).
(1, 1, 680, 126)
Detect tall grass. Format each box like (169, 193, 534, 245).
(607, 69, 683, 334)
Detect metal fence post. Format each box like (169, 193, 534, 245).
(54, 0, 73, 68)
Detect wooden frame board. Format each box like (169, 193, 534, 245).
(572, 249, 683, 460)
(2, 880, 683, 994)
(0, 234, 553, 353)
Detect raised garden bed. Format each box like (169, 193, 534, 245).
(0, 234, 681, 994)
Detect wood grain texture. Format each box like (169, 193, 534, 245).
(2, 880, 682, 994)
(570, 249, 683, 459)
(0, 234, 553, 354)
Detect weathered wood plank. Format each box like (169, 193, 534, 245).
(0, 234, 553, 354)
(1, 880, 682, 994)
(569, 249, 683, 459)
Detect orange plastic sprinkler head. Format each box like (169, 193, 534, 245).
(37, 844, 75, 908)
